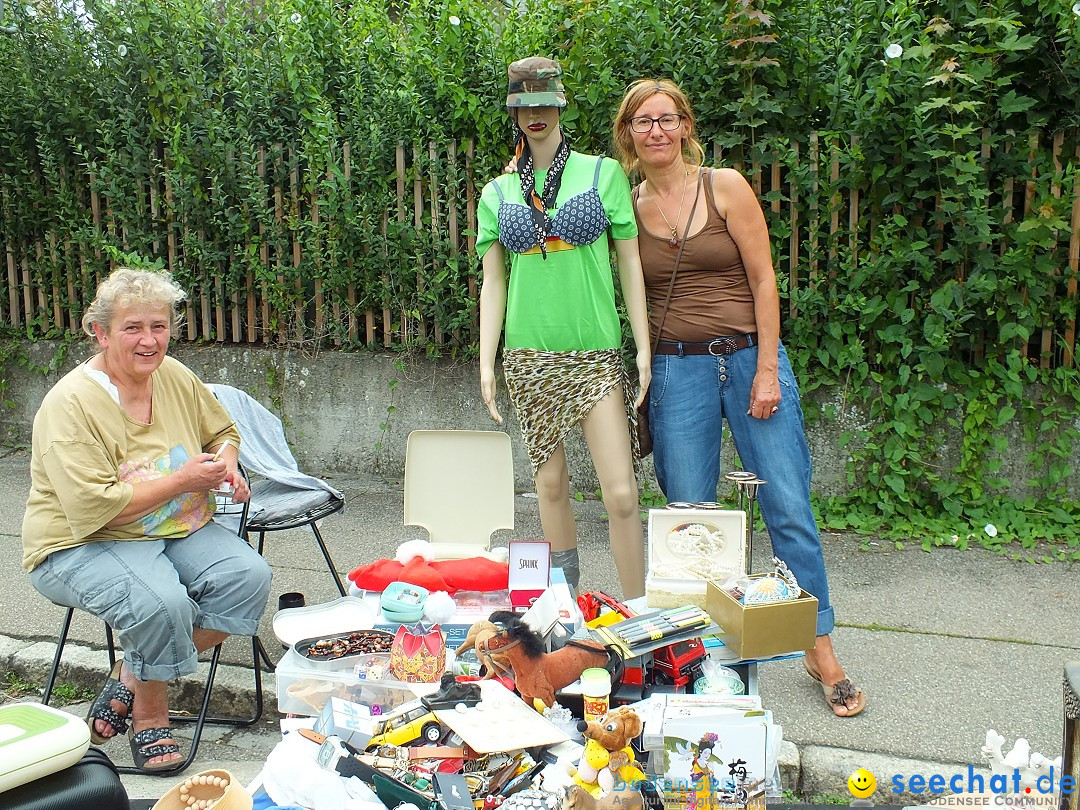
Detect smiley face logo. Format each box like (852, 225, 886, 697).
(848, 768, 876, 799)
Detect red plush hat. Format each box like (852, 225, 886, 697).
(346, 557, 404, 592)
(347, 540, 508, 595)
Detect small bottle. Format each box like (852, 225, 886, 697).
(580, 667, 611, 723)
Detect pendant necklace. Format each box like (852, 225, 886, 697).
(652, 169, 691, 249)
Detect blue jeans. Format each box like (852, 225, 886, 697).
(649, 342, 834, 636)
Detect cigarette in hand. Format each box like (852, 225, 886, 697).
(211, 439, 231, 462)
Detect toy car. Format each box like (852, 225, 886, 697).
(577, 590, 636, 627)
(649, 637, 706, 689)
(365, 700, 444, 749)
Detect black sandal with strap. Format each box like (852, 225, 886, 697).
(129, 726, 182, 772)
(86, 660, 134, 745)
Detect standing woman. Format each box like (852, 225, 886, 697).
(477, 57, 651, 598)
(613, 79, 865, 716)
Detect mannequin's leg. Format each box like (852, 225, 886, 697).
(534, 444, 580, 588)
(581, 387, 645, 599)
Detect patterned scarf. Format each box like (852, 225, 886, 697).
(514, 128, 571, 260)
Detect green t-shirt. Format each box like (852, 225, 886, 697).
(476, 151, 638, 351)
(21, 356, 239, 572)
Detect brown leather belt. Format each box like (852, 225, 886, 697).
(653, 333, 758, 356)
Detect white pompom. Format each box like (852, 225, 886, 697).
(395, 539, 434, 564)
(424, 590, 457, 623)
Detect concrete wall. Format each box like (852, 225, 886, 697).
(1, 340, 1068, 500)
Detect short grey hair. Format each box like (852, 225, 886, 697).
(81, 268, 187, 337)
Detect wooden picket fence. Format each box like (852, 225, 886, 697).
(2, 129, 1079, 365)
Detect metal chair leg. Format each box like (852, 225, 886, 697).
(254, 525, 345, 596)
(45, 613, 271, 777)
(41, 608, 75, 706)
(310, 523, 346, 596)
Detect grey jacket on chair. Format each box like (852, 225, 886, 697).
(207, 384, 344, 531)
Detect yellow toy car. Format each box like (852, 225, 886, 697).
(365, 700, 443, 749)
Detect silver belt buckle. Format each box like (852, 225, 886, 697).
(708, 337, 738, 356)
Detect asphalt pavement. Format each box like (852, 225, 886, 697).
(0, 449, 1076, 805)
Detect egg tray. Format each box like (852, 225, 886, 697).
(292, 628, 395, 668)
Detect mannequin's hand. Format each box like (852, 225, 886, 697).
(634, 351, 651, 410)
(481, 368, 503, 424)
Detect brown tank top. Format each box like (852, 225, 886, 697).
(634, 171, 757, 342)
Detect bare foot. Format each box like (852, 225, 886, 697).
(804, 634, 865, 717)
(88, 661, 133, 741)
(122, 671, 183, 767)
(130, 721, 183, 767)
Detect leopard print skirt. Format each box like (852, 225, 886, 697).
(502, 347, 639, 475)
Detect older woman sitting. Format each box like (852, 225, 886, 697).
(21, 267, 272, 771)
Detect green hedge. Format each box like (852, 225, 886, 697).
(2, 0, 1080, 551)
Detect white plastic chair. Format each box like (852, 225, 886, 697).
(403, 430, 514, 561)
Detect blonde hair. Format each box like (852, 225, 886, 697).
(613, 78, 706, 176)
(81, 268, 187, 337)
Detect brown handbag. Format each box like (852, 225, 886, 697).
(636, 170, 703, 459)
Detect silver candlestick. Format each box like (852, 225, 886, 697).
(724, 470, 757, 513)
(742, 478, 767, 573)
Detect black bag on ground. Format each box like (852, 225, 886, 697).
(0, 747, 130, 810)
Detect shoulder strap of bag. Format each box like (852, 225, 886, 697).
(650, 168, 704, 352)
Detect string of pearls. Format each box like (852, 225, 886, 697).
(651, 523, 734, 580)
(177, 772, 230, 810)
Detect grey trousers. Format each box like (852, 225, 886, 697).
(30, 520, 272, 682)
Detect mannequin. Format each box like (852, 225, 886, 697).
(476, 57, 650, 598)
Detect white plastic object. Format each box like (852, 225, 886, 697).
(0, 702, 91, 793)
(271, 596, 375, 647)
(403, 430, 514, 556)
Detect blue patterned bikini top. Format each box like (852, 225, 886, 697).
(490, 156, 610, 254)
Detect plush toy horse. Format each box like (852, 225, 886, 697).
(460, 619, 513, 675)
(478, 611, 612, 711)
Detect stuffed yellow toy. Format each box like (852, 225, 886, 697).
(566, 707, 646, 798)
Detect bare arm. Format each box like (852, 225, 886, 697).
(714, 168, 782, 420)
(479, 243, 508, 424)
(613, 238, 652, 408)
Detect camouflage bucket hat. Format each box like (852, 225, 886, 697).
(505, 56, 567, 108)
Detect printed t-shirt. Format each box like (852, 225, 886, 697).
(21, 355, 239, 572)
(476, 151, 638, 352)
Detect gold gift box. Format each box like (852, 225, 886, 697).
(705, 576, 818, 660)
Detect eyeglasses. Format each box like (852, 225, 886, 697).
(628, 114, 684, 133)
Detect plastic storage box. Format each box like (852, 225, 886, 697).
(274, 646, 420, 717)
(0, 702, 91, 793)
